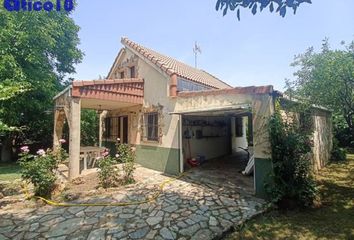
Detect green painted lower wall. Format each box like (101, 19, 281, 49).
(135, 145, 180, 175)
(255, 158, 273, 198)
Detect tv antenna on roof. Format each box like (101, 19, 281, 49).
(193, 41, 202, 68)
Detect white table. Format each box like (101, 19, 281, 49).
(80, 146, 106, 170)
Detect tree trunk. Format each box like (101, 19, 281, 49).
(1, 137, 13, 162)
(344, 113, 354, 136)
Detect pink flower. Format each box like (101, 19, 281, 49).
(102, 149, 109, 157)
(20, 146, 29, 153)
(59, 139, 66, 144)
(36, 149, 46, 156)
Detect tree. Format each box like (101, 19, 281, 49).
(81, 109, 99, 146)
(287, 39, 354, 147)
(216, 0, 312, 20)
(0, 82, 29, 132)
(0, 8, 83, 161)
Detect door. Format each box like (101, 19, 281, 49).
(104, 116, 128, 144)
(120, 116, 128, 144)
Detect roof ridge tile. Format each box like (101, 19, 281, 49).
(121, 37, 232, 89)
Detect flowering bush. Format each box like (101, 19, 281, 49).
(19, 140, 68, 198)
(118, 144, 135, 184)
(97, 155, 120, 188)
(97, 143, 135, 188)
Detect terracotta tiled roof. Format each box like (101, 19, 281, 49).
(71, 79, 144, 104)
(121, 37, 232, 89)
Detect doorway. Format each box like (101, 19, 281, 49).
(104, 116, 128, 144)
(120, 116, 128, 144)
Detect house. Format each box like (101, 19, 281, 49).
(53, 37, 332, 197)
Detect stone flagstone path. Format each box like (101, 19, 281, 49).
(0, 168, 266, 240)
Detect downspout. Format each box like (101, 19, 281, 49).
(169, 74, 178, 97)
(179, 115, 184, 173)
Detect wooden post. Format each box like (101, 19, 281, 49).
(98, 111, 107, 147)
(68, 97, 81, 179)
(99, 112, 103, 147)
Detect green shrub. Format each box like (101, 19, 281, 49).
(81, 109, 99, 146)
(97, 144, 135, 188)
(117, 144, 135, 184)
(266, 103, 317, 208)
(20, 150, 56, 197)
(19, 143, 68, 198)
(330, 139, 347, 162)
(97, 155, 121, 188)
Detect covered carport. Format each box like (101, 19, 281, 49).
(174, 106, 254, 194)
(173, 86, 275, 197)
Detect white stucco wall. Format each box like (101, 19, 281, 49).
(176, 93, 274, 160)
(175, 93, 253, 112)
(109, 48, 180, 149)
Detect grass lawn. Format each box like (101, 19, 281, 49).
(0, 163, 21, 182)
(225, 154, 354, 240)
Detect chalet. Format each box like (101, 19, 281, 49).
(53, 38, 332, 197)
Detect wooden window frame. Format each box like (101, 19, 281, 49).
(120, 71, 125, 79)
(130, 66, 136, 78)
(144, 112, 159, 142)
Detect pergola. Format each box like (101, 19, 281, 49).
(53, 79, 144, 179)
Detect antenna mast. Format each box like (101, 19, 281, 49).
(193, 41, 202, 68)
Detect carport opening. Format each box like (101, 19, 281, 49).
(181, 110, 254, 194)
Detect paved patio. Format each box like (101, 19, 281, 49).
(0, 166, 265, 240)
(186, 154, 254, 195)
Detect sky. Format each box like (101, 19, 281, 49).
(71, 0, 354, 91)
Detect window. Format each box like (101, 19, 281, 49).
(120, 71, 125, 79)
(130, 66, 136, 78)
(177, 78, 210, 92)
(235, 117, 243, 137)
(144, 112, 158, 141)
(104, 117, 118, 140)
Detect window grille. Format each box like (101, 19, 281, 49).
(143, 112, 158, 141)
